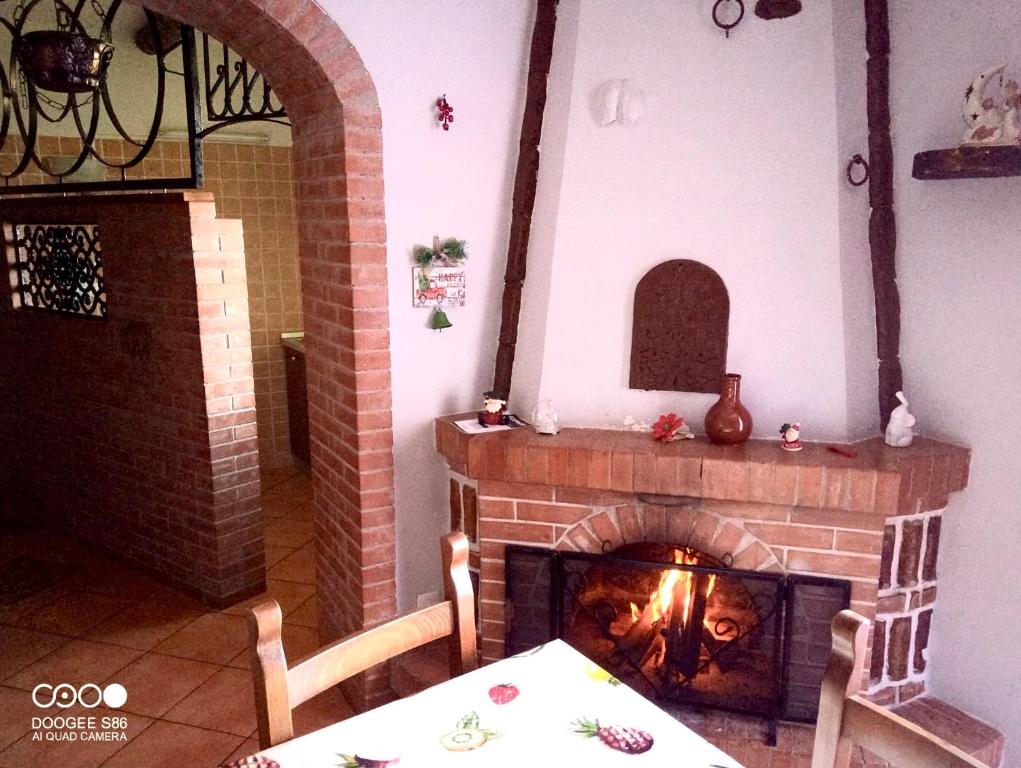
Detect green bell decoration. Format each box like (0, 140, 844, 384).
(430, 307, 453, 330)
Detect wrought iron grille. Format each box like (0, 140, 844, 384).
(200, 32, 289, 139)
(504, 545, 851, 745)
(11, 223, 106, 317)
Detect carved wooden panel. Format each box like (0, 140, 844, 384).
(630, 260, 729, 394)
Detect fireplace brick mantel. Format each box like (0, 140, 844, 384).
(436, 415, 971, 708)
(436, 416, 969, 517)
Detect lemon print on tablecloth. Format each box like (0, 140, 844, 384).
(583, 661, 622, 686)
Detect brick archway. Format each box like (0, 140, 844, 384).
(555, 504, 784, 574)
(135, 0, 396, 705)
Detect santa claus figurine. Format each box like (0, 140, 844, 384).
(780, 422, 802, 452)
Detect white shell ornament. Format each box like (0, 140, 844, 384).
(961, 64, 1021, 146)
(593, 79, 646, 127)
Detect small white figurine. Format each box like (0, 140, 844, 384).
(884, 391, 916, 448)
(962, 64, 1021, 145)
(531, 399, 560, 435)
(780, 422, 802, 452)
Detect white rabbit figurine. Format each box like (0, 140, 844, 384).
(884, 391, 916, 448)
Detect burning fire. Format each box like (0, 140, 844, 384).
(628, 549, 717, 630)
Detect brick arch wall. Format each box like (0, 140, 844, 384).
(554, 503, 784, 574)
(135, 0, 395, 706)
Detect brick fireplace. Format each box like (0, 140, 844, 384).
(436, 415, 970, 709)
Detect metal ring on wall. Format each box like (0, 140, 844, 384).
(847, 154, 870, 187)
(712, 0, 745, 37)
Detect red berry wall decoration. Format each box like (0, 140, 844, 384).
(436, 94, 454, 131)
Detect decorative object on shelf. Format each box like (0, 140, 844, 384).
(779, 422, 802, 452)
(531, 399, 560, 435)
(961, 65, 1020, 146)
(478, 391, 509, 427)
(594, 79, 646, 127)
(413, 236, 467, 308)
(754, 0, 801, 20)
(712, 0, 745, 38)
(914, 64, 1021, 179)
(704, 373, 753, 445)
(430, 307, 453, 330)
(846, 154, 870, 187)
(651, 413, 693, 443)
(436, 94, 455, 131)
(884, 391, 915, 448)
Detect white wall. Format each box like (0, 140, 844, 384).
(516, 0, 853, 441)
(323, 0, 533, 610)
(889, 1, 1021, 755)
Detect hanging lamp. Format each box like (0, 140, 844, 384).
(15, 1, 114, 94)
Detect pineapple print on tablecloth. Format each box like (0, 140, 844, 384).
(572, 717, 654, 755)
(336, 754, 400, 767)
(439, 711, 501, 752)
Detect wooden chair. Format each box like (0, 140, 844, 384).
(248, 531, 477, 749)
(812, 610, 988, 768)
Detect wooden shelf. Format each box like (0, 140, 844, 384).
(913, 144, 1021, 180)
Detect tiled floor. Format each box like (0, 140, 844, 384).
(0, 467, 352, 768)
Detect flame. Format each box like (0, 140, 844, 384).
(633, 549, 719, 630)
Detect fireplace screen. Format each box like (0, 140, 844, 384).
(504, 544, 850, 741)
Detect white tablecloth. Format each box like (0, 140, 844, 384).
(255, 639, 745, 767)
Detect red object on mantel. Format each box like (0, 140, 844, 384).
(704, 373, 753, 445)
(827, 444, 858, 458)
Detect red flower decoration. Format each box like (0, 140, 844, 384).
(652, 413, 685, 443)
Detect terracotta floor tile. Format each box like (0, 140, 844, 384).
(0, 585, 70, 627)
(263, 519, 313, 548)
(163, 666, 258, 737)
(99, 720, 243, 768)
(26, 590, 135, 637)
(261, 495, 296, 518)
(105, 652, 220, 718)
(292, 685, 355, 738)
(67, 561, 164, 602)
(154, 612, 248, 665)
(86, 599, 204, 651)
(223, 737, 261, 764)
(0, 626, 70, 681)
(281, 502, 314, 522)
(221, 579, 314, 618)
(284, 596, 317, 628)
(0, 686, 35, 750)
(0, 706, 152, 768)
(4, 639, 142, 691)
(264, 544, 296, 568)
(266, 548, 315, 585)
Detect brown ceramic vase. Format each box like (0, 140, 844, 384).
(704, 373, 753, 445)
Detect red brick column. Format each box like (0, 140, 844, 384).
(145, 0, 397, 708)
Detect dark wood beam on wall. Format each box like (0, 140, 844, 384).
(492, 0, 558, 399)
(864, 0, 904, 430)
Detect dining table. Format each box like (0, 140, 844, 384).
(231, 639, 745, 767)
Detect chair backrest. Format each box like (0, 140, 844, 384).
(248, 531, 477, 748)
(812, 610, 988, 768)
